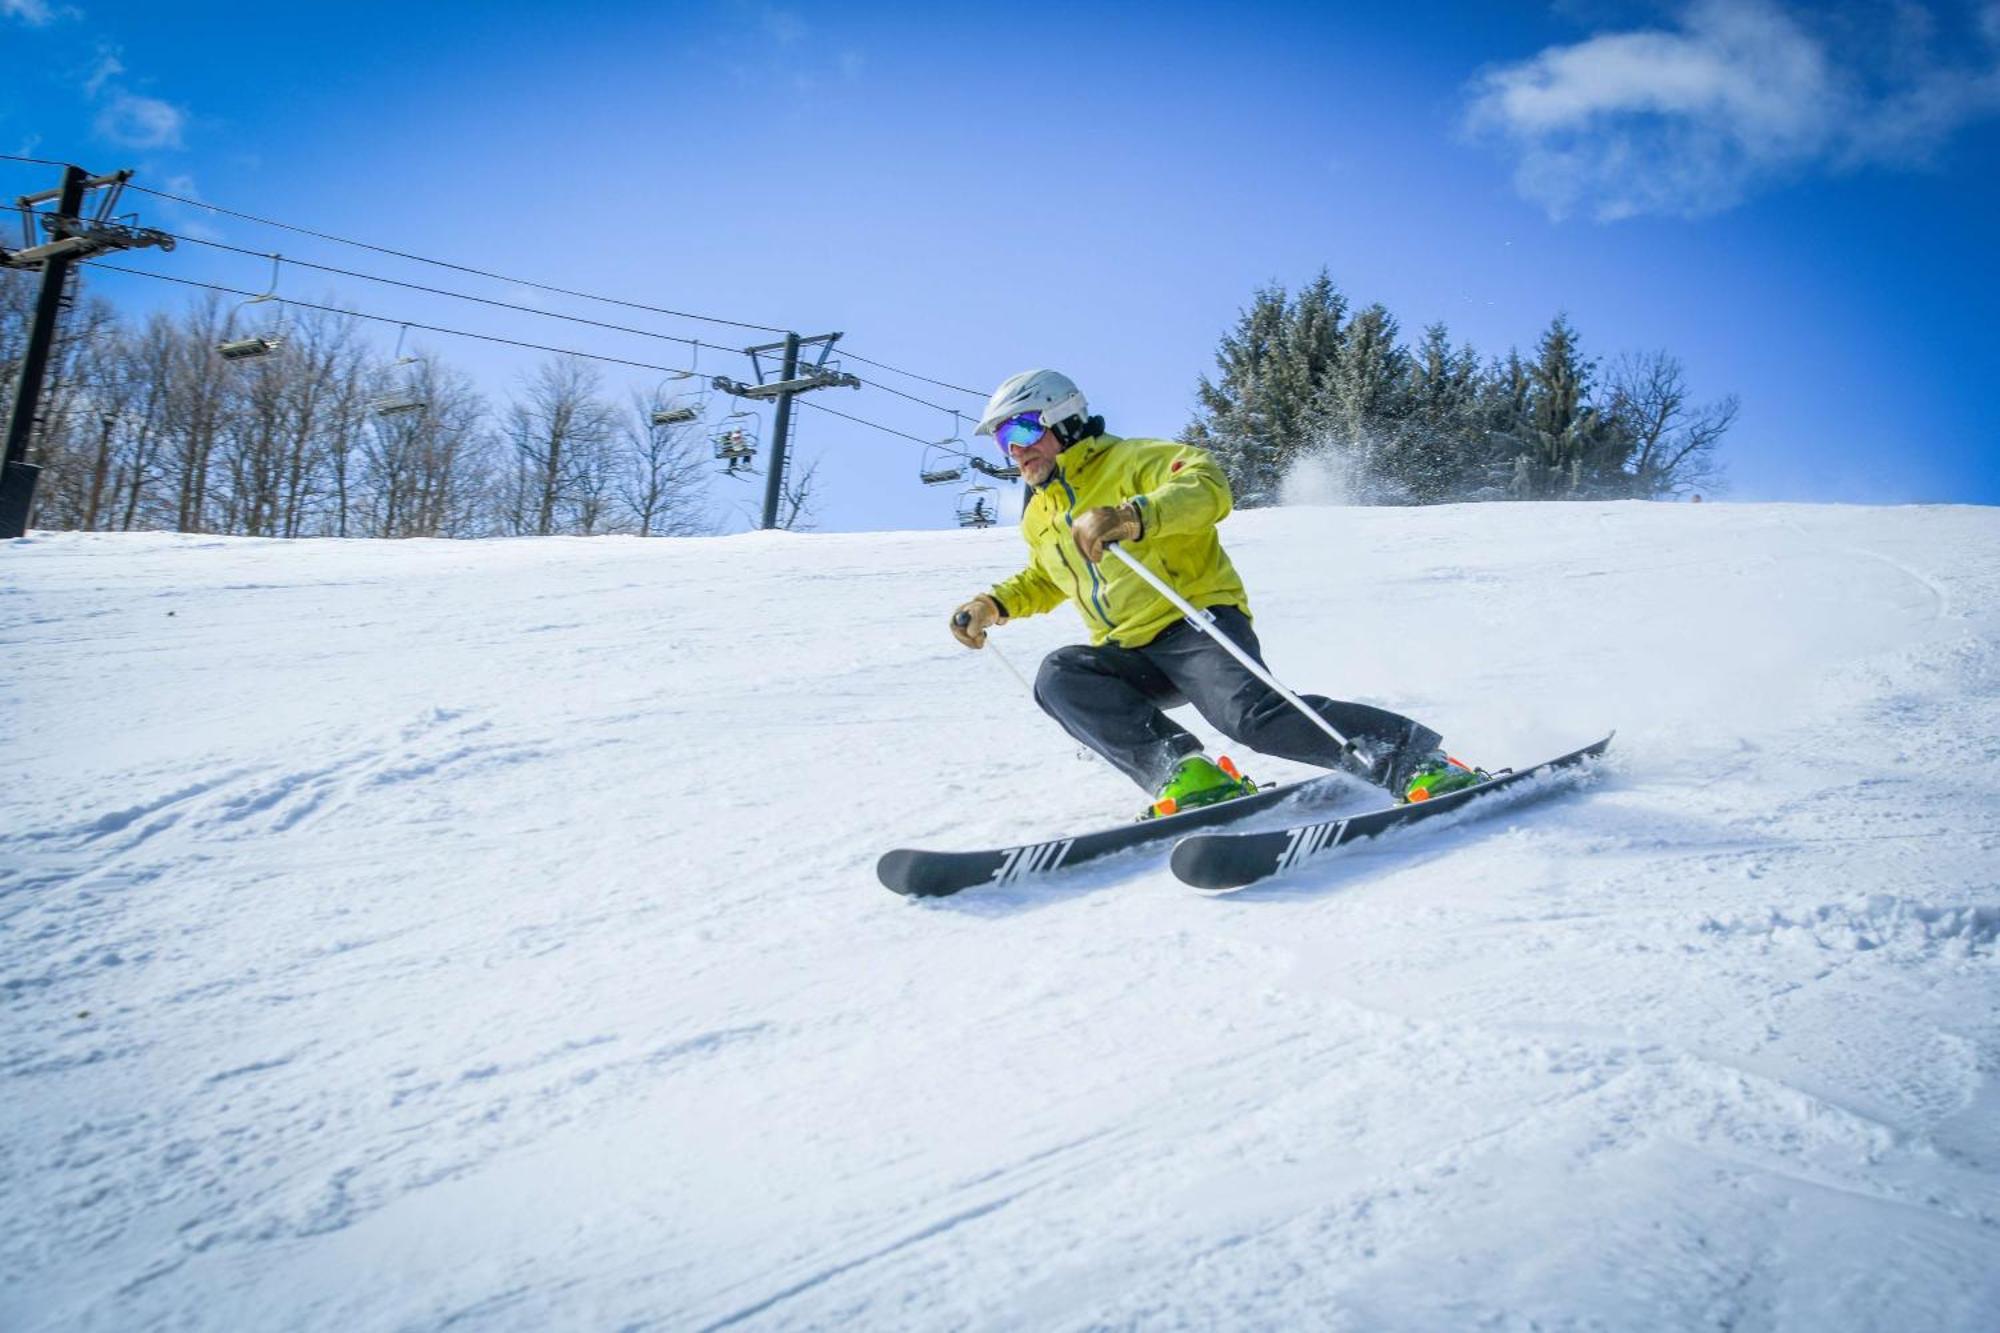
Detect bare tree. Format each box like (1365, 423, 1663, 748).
(504, 357, 619, 535)
(219, 335, 287, 535)
(320, 347, 374, 537)
(273, 308, 366, 537)
(774, 453, 821, 532)
(620, 389, 713, 536)
(355, 354, 493, 537)
(1605, 351, 1736, 498)
(35, 330, 119, 529)
(168, 293, 234, 532)
(0, 268, 33, 383)
(111, 314, 176, 530)
(409, 362, 495, 537)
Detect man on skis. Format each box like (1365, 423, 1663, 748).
(948, 368, 1482, 818)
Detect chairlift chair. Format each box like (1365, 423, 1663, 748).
(650, 353, 708, 427)
(919, 441, 965, 486)
(956, 484, 999, 529)
(216, 253, 288, 362)
(218, 333, 284, 361)
(969, 456, 1021, 482)
(713, 411, 761, 477)
(368, 327, 429, 418)
(921, 412, 971, 485)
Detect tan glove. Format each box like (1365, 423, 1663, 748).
(950, 593, 1005, 649)
(1070, 501, 1143, 564)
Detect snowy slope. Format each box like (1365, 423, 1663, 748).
(4, 502, 1997, 1331)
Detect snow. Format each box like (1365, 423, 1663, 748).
(4, 500, 1997, 1331)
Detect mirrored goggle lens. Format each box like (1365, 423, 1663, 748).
(994, 414, 1044, 450)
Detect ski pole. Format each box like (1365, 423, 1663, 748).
(1101, 542, 1361, 759)
(954, 610, 1036, 696)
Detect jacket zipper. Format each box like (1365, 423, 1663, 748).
(1052, 470, 1115, 631)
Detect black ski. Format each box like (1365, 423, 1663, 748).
(878, 772, 1355, 898)
(1169, 734, 1614, 893)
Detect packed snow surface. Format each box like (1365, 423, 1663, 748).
(4, 501, 1998, 1331)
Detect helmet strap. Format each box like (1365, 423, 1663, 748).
(1051, 413, 1104, 447)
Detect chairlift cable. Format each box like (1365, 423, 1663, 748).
(121, 181, 791, 335)
(83, 261, 704, 377)
(794, 397, 935, 446)
(0, 152, 84, 170)
(850, 376, 968, 415)
(4, 175, 992, 414)
(87, 251, 1005, 508)
(127, 228, 753, 360)
(835, 348, 986, 398)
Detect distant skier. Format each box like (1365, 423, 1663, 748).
(949, 368, 1484, 817)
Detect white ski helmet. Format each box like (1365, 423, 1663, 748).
(975, 368, 1089, 438)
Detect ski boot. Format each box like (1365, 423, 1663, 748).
(1398, 750, 1489, 804)
(1145, 754, 1257, 819)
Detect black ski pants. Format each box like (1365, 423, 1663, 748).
(1032, 605, 1441, 794)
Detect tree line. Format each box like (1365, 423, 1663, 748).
(0, 270, 765, 539)
(6, 266, 1734, 541)
(1182, 271, 1735, 505)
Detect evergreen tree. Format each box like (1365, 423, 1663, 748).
(1188, 273, 1739, 508)
(1391, 323, 1483, 503)
(1505, 314, 1628, 498)
(1311, 302, 1409, 500)
(1183, 271, 1345, 504)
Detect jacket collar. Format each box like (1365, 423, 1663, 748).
(1032, 432, 1117, 495)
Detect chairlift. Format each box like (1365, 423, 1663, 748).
(956, 484, 999, 529)
(919, 442, 965, 487)
(713, 410, 761, 477)
(216, 253, 288, 361)
(921, 410, 969, 485)
(651, 346, 709, 426)
(369, 325, 428, 417)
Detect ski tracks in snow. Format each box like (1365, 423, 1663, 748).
(5, 511, 1999, 1330)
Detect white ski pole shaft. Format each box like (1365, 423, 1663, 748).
(983, 636, 1034, 695)
(1101, 543, 1358, 756)
(954, 610, 1035, 697)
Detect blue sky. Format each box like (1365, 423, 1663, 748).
(4, 0, 1997, 531)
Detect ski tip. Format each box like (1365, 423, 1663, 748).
(1168, 837, 1258, 892)
(875, 849, 930, 897)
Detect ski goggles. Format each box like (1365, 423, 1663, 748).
(992, 412, 1046, 452)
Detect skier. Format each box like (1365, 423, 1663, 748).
(948, 368, 1484, 818)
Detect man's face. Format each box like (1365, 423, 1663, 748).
(1008, 429, 1062, 487)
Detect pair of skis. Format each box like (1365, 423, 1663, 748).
(876, 735, 1612, 898)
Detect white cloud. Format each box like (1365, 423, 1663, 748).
(79, 43, 193, 152)
(94, 91, 187, 149)
(2, 0, 56, 25)
(84, 51, 124, 98)
(1466, 0, 2000, 220)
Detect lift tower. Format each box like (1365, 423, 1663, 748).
(2, 164, 174, 538)
(710, 331, 860, 530)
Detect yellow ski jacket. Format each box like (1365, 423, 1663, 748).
(989, 433, 1250, 648)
